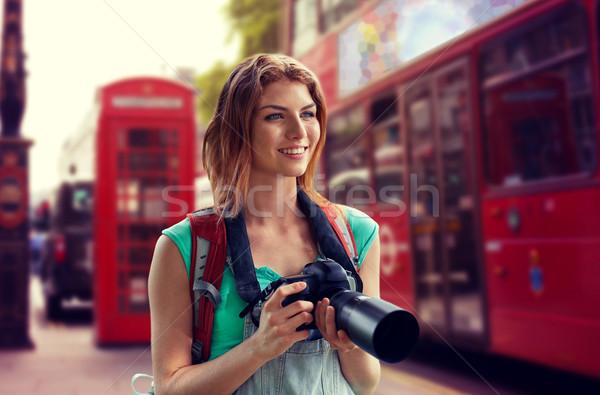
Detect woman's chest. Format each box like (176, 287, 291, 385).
(250, 234, 319, 276)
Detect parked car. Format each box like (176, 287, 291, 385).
(39, 181, 94, 319)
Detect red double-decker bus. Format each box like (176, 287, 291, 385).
(283, 0, 600, 378)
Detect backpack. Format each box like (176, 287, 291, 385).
(187, 204, 359, 364)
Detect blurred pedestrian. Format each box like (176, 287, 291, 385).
(29, 229, 44, 276)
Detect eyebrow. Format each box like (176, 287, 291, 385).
(258, 103, 316, 111)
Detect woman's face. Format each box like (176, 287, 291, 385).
(250, 79, 320, 181)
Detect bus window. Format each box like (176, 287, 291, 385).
(371, 95, 404, 215)
(326, 106, 371, 209)
(373, 123, 403, 213)
(408, 95, 438, 216)
(480, 5, 597, 186)
(438, 68, 473, 209)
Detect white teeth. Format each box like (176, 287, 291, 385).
(279, 147, 306, 155)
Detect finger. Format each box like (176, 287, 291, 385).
(267, 309, 313, 344)
(316, 301, 357, 353)
(281, 300, 314, 319)
(317, 299, 340, 348)
(287, 310, 314, 331)
(261, 304, 314, 332)
(316, 299, 328, 332)
(264, 282, 307, 310)
(315, 301, 325, 331)
(292, 329, 311, 343)
(325, 305, 338, 340)
(260, 299, 313, 332)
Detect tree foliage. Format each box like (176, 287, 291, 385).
(223, 0, 280, 58)
(195, 61, 231, 124)
(195, 0, 280, 124)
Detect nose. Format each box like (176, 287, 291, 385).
(285, 115, 307, 140)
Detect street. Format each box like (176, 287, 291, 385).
(0, 276, 152, 394)
(1, 277, 599, 394)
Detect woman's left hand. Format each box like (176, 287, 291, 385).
(314, 298, 358, 353)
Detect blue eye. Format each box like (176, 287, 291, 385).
(301, 111, 315, 118)
(265, 113, 283, 120)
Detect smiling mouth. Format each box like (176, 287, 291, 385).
(278, 147, 307, 155)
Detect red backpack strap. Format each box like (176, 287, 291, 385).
(187, 208, 227, 363)
(321, 204, 359, 270)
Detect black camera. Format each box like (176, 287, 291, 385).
(273, 259, 419, 363)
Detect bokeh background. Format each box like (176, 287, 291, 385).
(1, 0, 600, 394)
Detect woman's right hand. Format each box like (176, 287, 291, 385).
(250, 281, 314, 360)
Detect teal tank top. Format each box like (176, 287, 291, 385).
(162, 205, 378, 360)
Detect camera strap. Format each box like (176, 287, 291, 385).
(296, 188, 363, 293)
(238, 278, 286, 324)
(224, 213, 263, 303)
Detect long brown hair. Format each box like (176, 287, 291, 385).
(202, 54, 329, 217)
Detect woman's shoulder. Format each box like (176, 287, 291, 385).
(332, 204, 379, 266)
(334, 204, 379, 231)
(161, 208, 219, 275)
(162, 216, 192, 273)
(163, 216, 191, 238)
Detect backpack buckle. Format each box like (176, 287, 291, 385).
(191, 340, 204, 365)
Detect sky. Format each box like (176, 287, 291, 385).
(19, 1, 239, 198)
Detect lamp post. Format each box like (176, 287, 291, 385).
(0, 0, 33, 349)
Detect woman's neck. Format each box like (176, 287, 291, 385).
(244, 174, 302, 226)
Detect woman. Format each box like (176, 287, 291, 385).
(148, 54, 381, 394)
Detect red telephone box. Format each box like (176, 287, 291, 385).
(94, 77, 195, 344)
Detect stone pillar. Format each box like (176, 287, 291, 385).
(0, 137, 33, 348)
(0, 0, 32, 348)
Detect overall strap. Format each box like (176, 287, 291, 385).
(188, 208, 227, 363)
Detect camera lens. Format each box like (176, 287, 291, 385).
(330, 291, 419, 363)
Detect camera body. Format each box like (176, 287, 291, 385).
(276, 258, 419, 363)
(280, 259, 356, 330)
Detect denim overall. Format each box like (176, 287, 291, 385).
(226, 189, 361, 394)
(235, 315, 355, 395)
